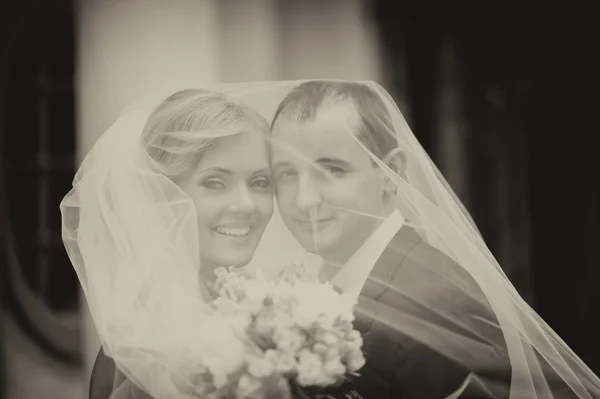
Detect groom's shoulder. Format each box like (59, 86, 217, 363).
(388, 225, 457, 272)
(385, 226, 492, 317)
(386, 225, 475, 290)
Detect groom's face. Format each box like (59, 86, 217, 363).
(271, 100, 387, 261)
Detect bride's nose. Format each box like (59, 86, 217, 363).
(226, 185, 256, 214)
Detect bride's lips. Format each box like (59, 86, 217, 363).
(212, 224, 253, 238)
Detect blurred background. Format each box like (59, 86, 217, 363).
(0, 0, 597, 398)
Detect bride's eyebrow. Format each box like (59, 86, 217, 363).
(197, 166, 232, 175)
(250, 167, 270, 177)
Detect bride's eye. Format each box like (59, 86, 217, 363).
(201, 178, 226, 190)
(250, 177, 272, 191)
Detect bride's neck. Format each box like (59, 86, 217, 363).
(198, 258, 220, 289)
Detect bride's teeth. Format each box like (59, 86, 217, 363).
(215, 227, 250, 237)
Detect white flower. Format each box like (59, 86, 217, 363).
(271, 281, 295, 299)
(323, 348, 341, 361)
(271, 313, 295, 331)
(279, 262, 311, 284)
(274, 328, 304, 353)
(318, 331, 340, 346)
(345, 349, 366, 372)
(346, 330, 363, 346)
(212, 297, 239, 314)
(194, 317, 246, 387)
(296, 350, 325, 386)
(265, 349, 297, 374)
(290, 296, 323, 329)
(271, 295, 294, 314)
(230, 314, 253, 335)
(323, 357, 345, 377)
(247, 355, 274, 378)
(253, 312, 275, 337)
(237, 374, 261, 398)
(242, 280, 268, 302)
(312, 342, 328, 355)
(206, 266, 365, 394)
(286, 282, 356, 330)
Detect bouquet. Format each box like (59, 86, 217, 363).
(187, 266, 366, 399)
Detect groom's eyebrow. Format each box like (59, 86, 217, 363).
(271, 161, 292, 169)
(251, 167, 271, 177)
(316, 157, 351, 167)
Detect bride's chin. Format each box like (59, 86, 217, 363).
(200, 252, 249, 268)
(216, 254, 252, 269)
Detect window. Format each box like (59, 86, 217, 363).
(2, 3, 79, 363)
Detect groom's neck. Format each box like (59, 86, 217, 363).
(320, 209, 391, 269)
(318, 228, 377, 282)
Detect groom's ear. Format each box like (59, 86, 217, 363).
(381, 148, 407, 198)
(387, 149, 407, 178)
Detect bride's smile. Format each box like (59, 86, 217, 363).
(213, 225, 251, 237)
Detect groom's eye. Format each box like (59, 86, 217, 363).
(323, 165, 346, 177)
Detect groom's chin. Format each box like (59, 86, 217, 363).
(291, 231, 335, 257)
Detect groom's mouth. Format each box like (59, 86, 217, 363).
(295, 218, 333, 228)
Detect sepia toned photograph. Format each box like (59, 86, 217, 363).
(1, 1, 597, 398)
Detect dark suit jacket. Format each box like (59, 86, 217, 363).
(318, 225, 513, 399)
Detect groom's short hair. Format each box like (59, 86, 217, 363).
(271, 80, 397, 160)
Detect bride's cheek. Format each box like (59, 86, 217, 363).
(255, 193, 275, 220)
(192, 200, 222, 235)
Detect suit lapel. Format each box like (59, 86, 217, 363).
(359, 225, 423, 301)
(354, 225, 423, 334)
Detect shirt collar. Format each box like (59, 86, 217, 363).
(331, 209, 404, 297)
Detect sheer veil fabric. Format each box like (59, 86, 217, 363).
(61, 80, 600, 398)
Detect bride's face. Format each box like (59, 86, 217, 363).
(178, 130, 274, 270)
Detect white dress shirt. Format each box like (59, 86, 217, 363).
(329, 209, 404, 298)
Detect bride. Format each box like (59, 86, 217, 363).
(62, 80, 600, 398)
(62, 88, 277, 398)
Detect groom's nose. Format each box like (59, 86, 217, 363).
(294, 174, 322, 211)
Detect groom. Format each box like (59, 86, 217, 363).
(270, 80, 511, 399)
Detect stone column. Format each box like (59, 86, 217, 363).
(75, 0, 221, 378)
(279, 0, 382, 81)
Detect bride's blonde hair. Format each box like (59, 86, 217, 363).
(142, 89, 269, 183)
